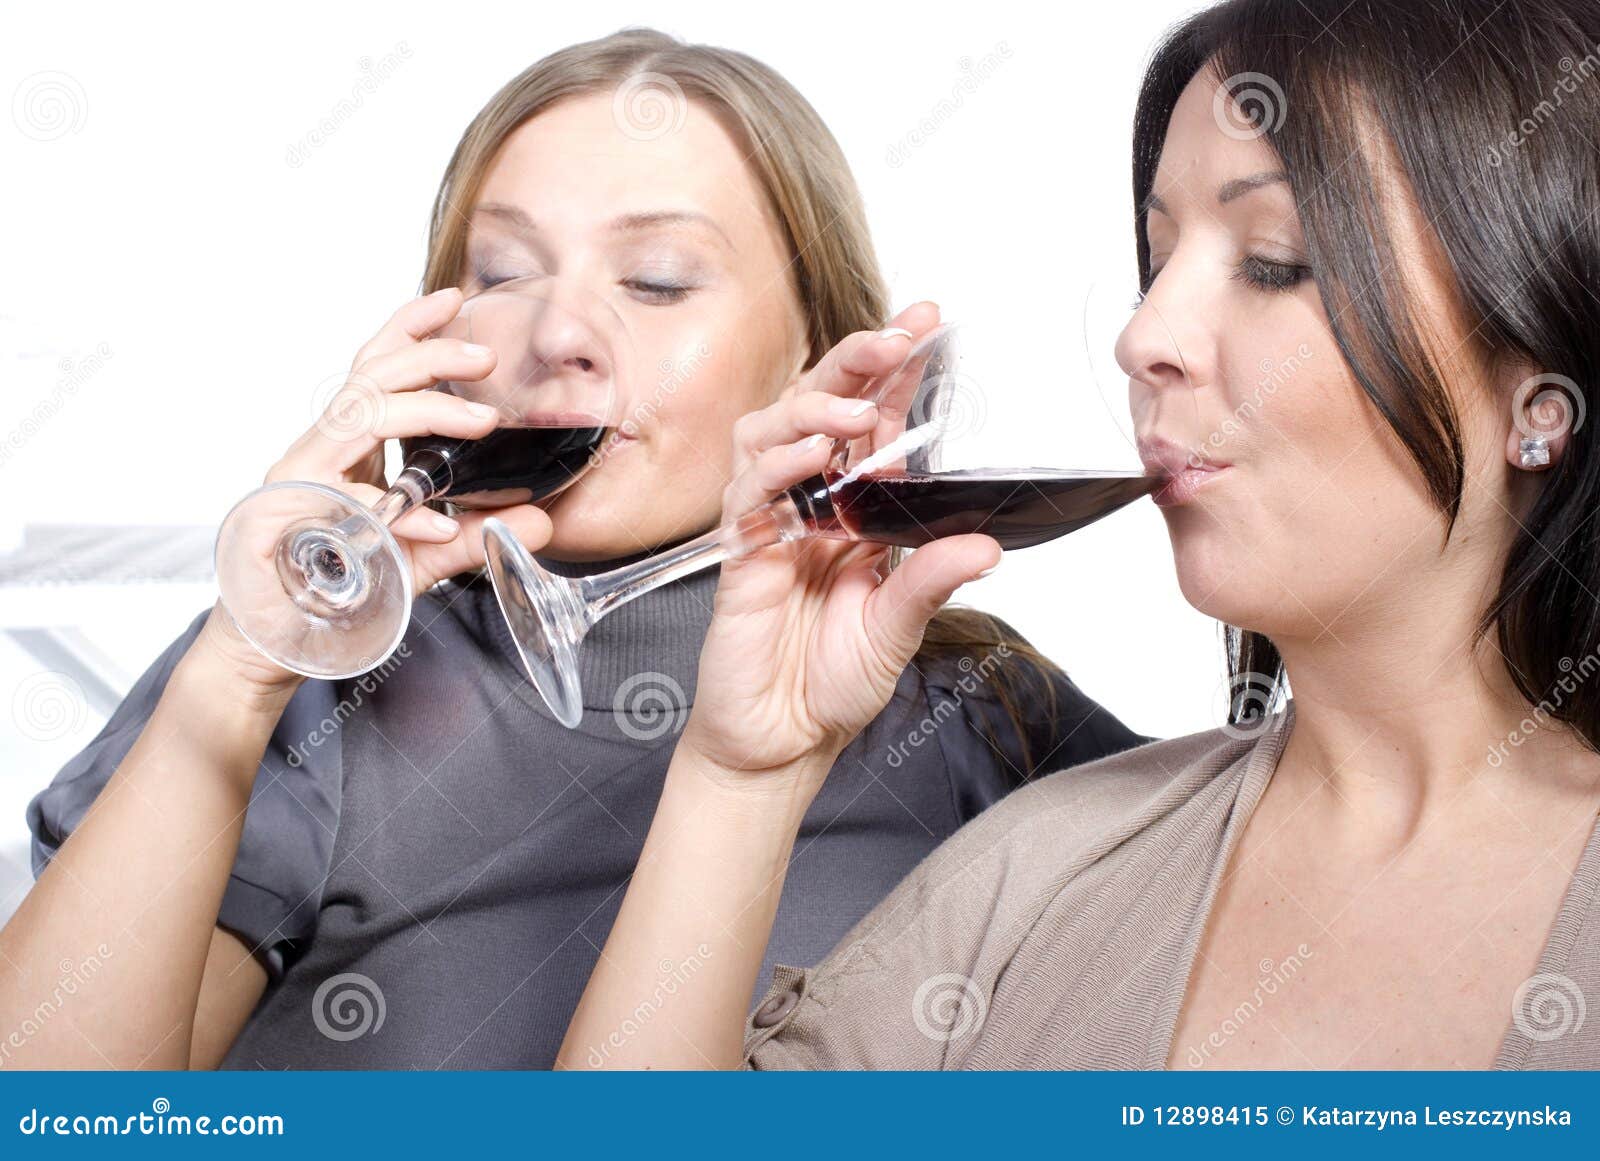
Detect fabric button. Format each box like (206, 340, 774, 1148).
(752, 988, 799, 1028)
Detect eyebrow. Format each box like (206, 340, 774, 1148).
(473, 202, 735, 250)
(1140, 170, 1291, 216)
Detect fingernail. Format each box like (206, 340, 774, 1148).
(975, 564, 998, 579)
(429, 286, 461, 299)
(877, 327, 913, 341)
(464, 401, 497, 418)
(430, 511, 459, 535)
(796, 432, 829, 453)
(463, 343, 493, 358)
(830, 397, 876, 418)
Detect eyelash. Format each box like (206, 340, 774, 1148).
(1137, 255, 1312, 301)
(624, 279, 692, 305)
(1232, 255, 1311, 293)
(475, 269, 692, 305)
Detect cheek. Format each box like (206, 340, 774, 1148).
(1174, 353, 1445, 634)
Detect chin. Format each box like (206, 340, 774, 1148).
(1165, 520, 1249, 623)
(536, 458, 722, 562)
(535, 501, 715, 564)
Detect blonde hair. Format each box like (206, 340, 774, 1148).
(421, 27, 1076, 773)
(420, 27, 883, 367)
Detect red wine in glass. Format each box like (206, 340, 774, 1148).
(214, 275, 631, 681)
(480, 320, 1179, 729)
(785, 468, 1160, 549)
(402, 424, 609, 510)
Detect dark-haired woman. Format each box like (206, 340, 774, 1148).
(561, 0, 1600, 1069)
(0, 32, 1143, 1069)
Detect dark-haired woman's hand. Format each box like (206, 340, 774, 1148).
(202, 287, 553, 698)
(678, 302, 1002, 788)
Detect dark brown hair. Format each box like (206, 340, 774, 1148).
(1134, 0, 1600, 750)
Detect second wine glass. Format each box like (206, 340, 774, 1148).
(483, 300, 1193, 728)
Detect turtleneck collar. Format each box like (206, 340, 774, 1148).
(456, 541, 721, 740)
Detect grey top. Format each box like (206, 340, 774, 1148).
(29, 555, 1146, 1069)
(742, 700, 1600, 1069)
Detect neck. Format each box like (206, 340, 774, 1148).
(1268, 583, 1598, 826)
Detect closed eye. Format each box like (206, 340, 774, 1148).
(625, 279, 693, 304)
(1234, 255, 1311, 293)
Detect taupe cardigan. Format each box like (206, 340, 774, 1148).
(743, 701, 1600, 1069)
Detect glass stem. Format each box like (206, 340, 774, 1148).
(332, 459, 445, 558)
(577, 491, 814, 623)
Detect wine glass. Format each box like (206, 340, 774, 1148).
(214, 276, 634, 679)
(483, 280, 1203, 727)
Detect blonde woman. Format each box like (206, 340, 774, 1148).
(2, 30, 1141, 1068)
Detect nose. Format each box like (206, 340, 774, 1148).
(502, 277, 642, 426)
(522, 286, 613, 384)
(1113, 266, 1214, 438)
(1115, 291, 1199, 393)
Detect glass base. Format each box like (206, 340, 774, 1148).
(214, 480, 412, 679)
(482, 517, 589, 728)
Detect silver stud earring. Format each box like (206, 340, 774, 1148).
(1519, 435, 1551, 469)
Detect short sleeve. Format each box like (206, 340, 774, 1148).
(25, 608, 344, 981)
(925, 615, 1154, 821)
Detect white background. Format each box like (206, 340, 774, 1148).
(1, 0, 1230, 918)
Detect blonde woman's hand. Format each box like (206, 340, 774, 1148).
(678, 302, 1001, 788)
(203, 287, 552, 699)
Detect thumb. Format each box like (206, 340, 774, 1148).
(861, 534, 1002, 671)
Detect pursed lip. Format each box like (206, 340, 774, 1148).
(1135, 435, 1232, 507)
